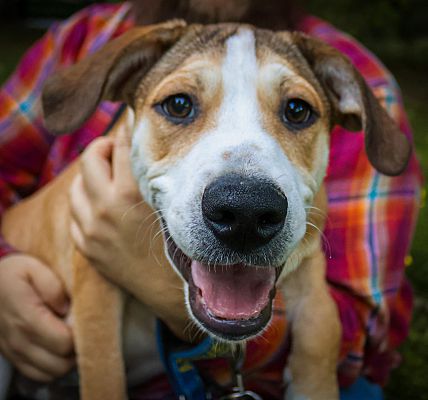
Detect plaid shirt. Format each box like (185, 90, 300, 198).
(0, 3, 423, 398)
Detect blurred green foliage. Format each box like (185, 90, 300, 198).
(306, 0, 428, 66)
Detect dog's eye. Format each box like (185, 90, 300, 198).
(282, 98, 314, 128)
(161, 94, 194, 120)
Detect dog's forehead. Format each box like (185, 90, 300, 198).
(135, 24, 330, 170)
(139, 24, 320, 96)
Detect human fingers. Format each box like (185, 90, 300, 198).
(0, 255, 73, 379)
(70, 219, 87, 257)
(69, 175, 113, 259)
(0, 255, 73, 356)
(80, 136, 114, 200)
(0, 333, 71, 383)
(3, 330, 74, 381)
(27, 300, 74, 357)
(12, 358, 55, 383)
(26, 257, 70, 317)
(17, 341, 75, 379)
(70, 175, 98, 232)
(112, 125, 139, 195)
(69, 219, 108, 265)
(16, 260, 74, 357)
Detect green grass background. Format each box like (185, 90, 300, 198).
(0, 2, 426, 398)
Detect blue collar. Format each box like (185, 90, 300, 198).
(156, 320, 232, 400)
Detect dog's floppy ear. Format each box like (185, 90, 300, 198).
(42, 20, 187, 135)
(292, 33, 411, 176)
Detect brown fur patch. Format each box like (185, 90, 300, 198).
(139, 52, 224, 163)
(256, 44, 330, 176)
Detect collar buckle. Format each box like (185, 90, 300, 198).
(218, 344, 263, 400)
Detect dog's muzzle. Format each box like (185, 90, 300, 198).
(164, 174, 288, 340)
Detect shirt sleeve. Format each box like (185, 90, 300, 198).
(325, 72, 423, 387)
(299, 15, 423, 386)
(0, 3, 134, 260)
(0, 27, 58, 259)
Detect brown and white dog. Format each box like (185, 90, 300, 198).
(2, 20, 410, 400)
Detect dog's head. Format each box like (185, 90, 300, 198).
(43, 21, 410, 341)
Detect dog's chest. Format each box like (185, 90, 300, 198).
(122, 298, 164, 386)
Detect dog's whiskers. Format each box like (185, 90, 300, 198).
(152, 225, 169, 242)
(286, 251, 300, 273)
(145, 223, 165, 263)
(120, 199, 146, 222)
(306, 221, 332, 259)
(305, 205, 331, 228)
(255, 331, 270, 345)
(145, 209, 167, 246)
(304, 205, 326, 216)
(183, 320, 206, 343)
(135, 208, 166, 245)
(150, 233, 172, 268)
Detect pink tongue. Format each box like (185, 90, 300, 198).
(191, 261, 275, 320)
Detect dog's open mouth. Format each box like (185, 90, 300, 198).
(164, 225, 279, 340)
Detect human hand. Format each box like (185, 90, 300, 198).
(69, 129, 192, 341)
(0, 254, 75, 382)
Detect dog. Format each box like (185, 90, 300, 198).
(2, 20, 411, 400)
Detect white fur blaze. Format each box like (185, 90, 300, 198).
(219, 28, 260, 132)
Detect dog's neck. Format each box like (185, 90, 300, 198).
(131, 0, 303, 30)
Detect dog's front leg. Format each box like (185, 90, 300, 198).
(72, 251, 127, 400)
(281, 249, 341, 400)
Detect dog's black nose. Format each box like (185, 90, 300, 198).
(202, 174, 287, 252)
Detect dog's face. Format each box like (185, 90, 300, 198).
(131, 26, 330, 339)
(43, 21, 411, 341)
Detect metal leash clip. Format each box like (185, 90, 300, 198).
(219, 343, 263, 400)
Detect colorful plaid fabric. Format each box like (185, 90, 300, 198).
(0, 3, 423, 398)
(300, 16, 423, 387)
